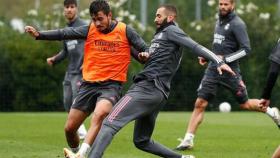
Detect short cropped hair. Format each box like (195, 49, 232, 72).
(219, 0, 235, 4)
(159, 4, 177, 17)
(64, 0, 77, 6)
(89, 0, 111, 16)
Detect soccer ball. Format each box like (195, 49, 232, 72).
(219, 102, 231, 113)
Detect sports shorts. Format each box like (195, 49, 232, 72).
(71, 80, 122, 113)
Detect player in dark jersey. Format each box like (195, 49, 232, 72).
(260, 39, 280, 108)
(260, 39, 280, 158)
(85, 4, 234, 158)
(176, 0, 280, 151)
(46, 0, 88, 140)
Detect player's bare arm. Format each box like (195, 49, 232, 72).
(24, 26, 39, 38)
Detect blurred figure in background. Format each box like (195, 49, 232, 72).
(176, 0, 280, 151)
(46, 0, 87, 139)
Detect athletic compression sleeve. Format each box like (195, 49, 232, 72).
(224, 23, 251, 63)
(261, 61, 280, 99)
(126, 26, 148, 52)
(37, 25, 89, 40)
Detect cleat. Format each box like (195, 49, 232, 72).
(182, 155, 195, 158)
(270, 107, 280, 128)
(175, 139, 193, 151)
(64, 148, 76, 158)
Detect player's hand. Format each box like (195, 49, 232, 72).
(46, 57, 55, 66)
(25, 26, 39, 38)
(260, 98, 270, 107)
(138, 52, 150, 62)
(217, 63, 236, 76)
(198, 57, 207, 66)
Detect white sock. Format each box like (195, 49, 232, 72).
(266, 107, 274, 117)
(184, 132, 194, 141)
(78, 124, 87, 135)
(78, 143, 91, 157)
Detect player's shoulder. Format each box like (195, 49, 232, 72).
(231, 15, 246, 27)
(165, 24, 184, 34)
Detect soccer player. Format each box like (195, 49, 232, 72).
(260, 39, 280, 124)
(46, 0, 87, 140)
(85, 4, 235, 158)
(176, 0, 280, 151)
(25, 0, 149, 157)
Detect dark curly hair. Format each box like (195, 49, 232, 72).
(89, 0, 111, 16)
(64, 0, 77, 6)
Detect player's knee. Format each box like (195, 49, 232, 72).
(92, 112, 109, 124)
(64, 122, 77, 134)
(194, 99, 208, 110)
(133, 139, 149, 150)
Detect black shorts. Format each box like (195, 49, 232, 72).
(71, 80, 123, 113)
(197, 67, 248, 104)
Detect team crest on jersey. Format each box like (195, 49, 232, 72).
(224, 23, 230, 30)
(157, 33, 163, 39)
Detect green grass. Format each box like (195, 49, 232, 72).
(0, 112, 279, 158)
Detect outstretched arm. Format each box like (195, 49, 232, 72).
(167, 27, 235, 75)
(260, 61, 280, 107)
(25, 25, 89, 40)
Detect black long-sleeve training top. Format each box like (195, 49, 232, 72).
(209, 12, 251, 69)
(261, 39, 280, 99)
(134, 22, 224, 98)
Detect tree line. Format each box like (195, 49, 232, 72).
(0, 0, 279, 111)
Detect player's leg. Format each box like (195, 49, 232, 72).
(64, 81, 100, 153)
(88, 81, 165, 158)
(225, 74, 280, 128)
(63, 73, 72, 112)
(176, 72, 217, 151)
(272, 145, 280, 158)
(77, 99, 113, 158)
(65, 108, 88, 152)
(70, 74, 87, 139)
(71, 81, 122, 158)
(133, 106, 194, 158)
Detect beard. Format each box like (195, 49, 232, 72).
(156, 17, 168, 28)
(219, 8, 233, 17)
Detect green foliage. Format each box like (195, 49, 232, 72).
(1, 0, 280, 111)
(0, 26, 65, 111)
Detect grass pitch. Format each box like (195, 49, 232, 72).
(0, 112, 279, 158)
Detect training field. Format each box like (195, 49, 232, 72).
(0, 112, 279, 158)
